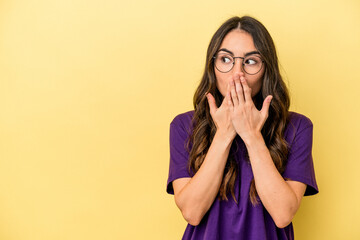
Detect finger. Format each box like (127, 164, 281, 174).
(206, 92, 218, 116)
(230, 79, 239, 106)
(227, 89, 234, 112)
(218, 83, 230, 108)
(235, 75, 245, 105)
(240, 77, 252, 103)
(226, 83, 233, 107)
(260, 95, 273, 118)
(220, 83, 233, 107)
(224, 83, 234, 112)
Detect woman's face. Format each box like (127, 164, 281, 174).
(214, 30, 265, 98)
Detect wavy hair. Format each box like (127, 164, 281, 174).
(186, 16, 290, 205)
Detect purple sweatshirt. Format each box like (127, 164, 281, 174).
(166, 110, 318, 240)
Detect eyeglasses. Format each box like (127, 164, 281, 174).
(213, 52, 264, 75)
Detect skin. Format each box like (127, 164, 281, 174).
(172, 29, 307, 228)
(214, 30, 264, 99)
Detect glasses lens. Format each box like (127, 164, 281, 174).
(243, 55, 263, 75)
(214, 53, 234, 73)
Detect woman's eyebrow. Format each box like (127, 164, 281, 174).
(218, 48, 234, 55)
(218, 48, 260, 57)
(244, 51, 260, 57)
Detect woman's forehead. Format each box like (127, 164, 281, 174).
(219, 30, 257, 56)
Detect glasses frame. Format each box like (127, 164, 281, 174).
(212, 53, 264, 75)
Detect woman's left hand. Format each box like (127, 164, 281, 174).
(228, 74, 273, 144)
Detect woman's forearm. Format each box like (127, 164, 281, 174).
(245, 133, 300, 228)
(174, 131, 233, 226)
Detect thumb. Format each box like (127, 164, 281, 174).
(206, 92, 218, 115)
(260, 95, 273, 118)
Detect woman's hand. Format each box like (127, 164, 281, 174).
(228, 74, 272, 144)
(206, 84, 237, 141)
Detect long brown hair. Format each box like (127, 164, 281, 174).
(186, 16, 290, 205)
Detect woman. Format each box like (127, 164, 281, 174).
(166, 16, 318, 239)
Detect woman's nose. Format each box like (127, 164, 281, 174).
(233, 58, 244, 75)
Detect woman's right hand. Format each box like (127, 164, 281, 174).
(173, 83, 236, 226)
(206, 83, 237, 141)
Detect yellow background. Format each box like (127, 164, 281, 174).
(0, 0, 359, 239)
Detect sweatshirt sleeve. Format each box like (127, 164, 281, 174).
(166, 114, 193, 195)
(282, 114, 319, 196)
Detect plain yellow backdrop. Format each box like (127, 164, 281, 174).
(0, 0, 359, 239)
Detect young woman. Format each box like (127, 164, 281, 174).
(166, 16, 318, 239)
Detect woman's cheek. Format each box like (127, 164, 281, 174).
(215, 74, 228, 97)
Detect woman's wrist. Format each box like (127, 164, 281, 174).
(243, 131, 265, 149)
(214, 129, 235, 147)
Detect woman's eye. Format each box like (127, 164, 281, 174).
(245, 58, 257, 65)
(221, 57, 232, 63)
